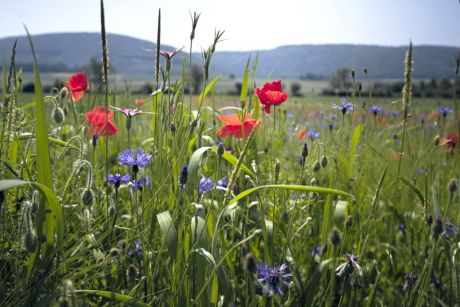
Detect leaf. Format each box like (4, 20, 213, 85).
(239, 56, 250, 103)
(229, 184, 352, 205)
(16, 133, 80, 151)
(75, 290, 150, 307)
(197, 76, 220, 110)
(156, 211, 177, 260)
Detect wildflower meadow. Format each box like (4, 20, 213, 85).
(0, 2, 459, 306)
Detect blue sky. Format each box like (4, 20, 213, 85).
(0, 0, 459, 51)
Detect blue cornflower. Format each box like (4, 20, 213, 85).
(369, 105, 383, 116)
(118, 149, 152, 172)
(131, 176, 150, 191)
(391, 111, 400, 118)
(435, 107, 453, 117)
(126, 242, 143, 258)
(332, 98, 354, 115)
(216, 177, 229, 190)
(308, 128, 320, 140)
(106, 173, 131, 189)
(257, 263, 292, 297)
(198, 177, 214, 195)
(442, 219, 458, 238)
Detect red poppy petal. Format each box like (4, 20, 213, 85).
(219, 114, 242, 125)
(71, 90, 85, 102)
(265, 91, 288, 104)
(68, 73, 88, 91)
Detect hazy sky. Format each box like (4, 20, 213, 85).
(0, 0, 459, 51)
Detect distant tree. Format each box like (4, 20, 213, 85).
(191, 65, 204, 94)
(329, 67, 352, 90)
(84, 58, 116, 89)
(234, 82, 242, 96)
(290, 82, 302, 97)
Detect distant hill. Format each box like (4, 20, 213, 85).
(0, 33, 458, 79)
(0, 32, 187, 76)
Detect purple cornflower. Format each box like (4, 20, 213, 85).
(332, 98, 354, 115)
(369, 106, 383, 116)
(131, 176, 150, 191)
(198, 177, 214, 196)
(335, 254, 363, 280)
(257, 263, 292, 297)
(106, 173, 131, 189)
(118, 149, 152, 172)
(126, 242, 143, 258)
(216, 177, 229, 189)
(403, 272, 418, 292)
(435, 107, 453, 117)
(308, 128, 320, 140)
(442, 219, 458, 238)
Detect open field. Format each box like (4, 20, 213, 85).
(1, 3, 460, 307)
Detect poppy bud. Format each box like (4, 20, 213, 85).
(448, 178, 458, 194)
(92, 134, 98, 148)
(127, 264, 139, 280)
(313, 161, 321, 172)
(110, 247, 121, 256)
(191, 119, 198, 128)
(358, 83, 362, 93)
(170, 123, 176, 133)
(432, 218, 443, 238)
(426, 214, 433, 226)
(364, 68, 368, 75)
(179, 166, 188, 186)
(302, 142, 308, 160)
(310, 177, 317, 186)
(345, 215, 353, 228)
(329, 228, 341, 246)
(434, 135, 440, 146)
(81, 189, 95, 207)
(22, 201, 37, 253)
(52, 107, 65, 124)
(245, 252, 257, 273)
(251, 160, 258, 174)
(351, 70, 356, 79)
(217, 143, 225, 156)
(59, 87, 68, 101)
(320, 155, 328, 168)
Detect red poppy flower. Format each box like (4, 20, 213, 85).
(66, 72, 88, 102)
(85, 106, 118, 138)
(297, 129, 307, 141)
(254, 80, 289, 114)
(217, 113, 261, 139)
(442, 133, 458, 153)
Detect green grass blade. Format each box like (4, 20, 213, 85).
(229, 184, 352, 205)
(75, 290, 150, 307)
(197, 76, 220, 110)
(239, 56, 250, 104)
(156, 211, 178, 260)
(345, 123, 364, 177)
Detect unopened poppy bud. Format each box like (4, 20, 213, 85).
(127, 264, 139, 280)
(81, 189, 95, 207)
(434, 135, 440, 146)
(179, 166, 188, 186)
(329, 228, 341, 246)
(245, 252, 257, 273)
(310, 177, 317, 186)
(448, 178, 458, 194)
(358, 83, 362, 92)
(432, 218, 443, 238)
(52, 107, 65, 124)
(364, 68, 368, 75)
(217, 143, 225, 156)
(302, 142, 308, 159)
(22, 201, 36, 253)
(92, 134, 98, 148)
(191, 119, 198, 128)
(251, 160, 258, 174)
(351, 70, 356, 79)
(313, 161, 321, 172)
(345, 215, 353, 228)
(320, 155, 328, 168)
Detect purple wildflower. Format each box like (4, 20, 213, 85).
(332, 98, 354, 115)
(335, 254, 363, 279)
(106, 173, 131, 189)
(118, 149, 152, 172)
(198, 177, 214, 195)
(257, 263, 292, 297)
(131, 176, 150, 191)
(308, 128, 320, 140)
(179, 166, 188, 187)
(435, 107, 453, 117)
(216, 177, 229, 190)
(442, 219, 458, 238)
(369, 105, 383, 116)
